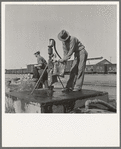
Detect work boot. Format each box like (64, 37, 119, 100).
(62, 88, 72, 92)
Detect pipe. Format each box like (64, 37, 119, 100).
(87, 57, 103, 60)
(49, 39, 65, 89)
(49, 39, 62, 59)
(85, 99, 116, 112)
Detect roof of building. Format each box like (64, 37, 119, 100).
(96, 59, 112, 65)
(87, 59, 112, 65)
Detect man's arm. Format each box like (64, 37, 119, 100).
(35, 57, 45, 68)
(42, 57, 47, 65)
(62, 38, 76, 61)
(34, 64, 42, 67)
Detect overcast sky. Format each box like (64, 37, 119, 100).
(5, 3, 117, 69)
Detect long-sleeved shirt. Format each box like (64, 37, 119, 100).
(62, 36, 85, 61)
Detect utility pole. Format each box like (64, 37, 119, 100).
(110, 57, 112, 62)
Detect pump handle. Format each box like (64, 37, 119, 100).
(49, 39, 62, 59)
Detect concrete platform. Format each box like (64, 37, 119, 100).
(5, 88, 109, 113)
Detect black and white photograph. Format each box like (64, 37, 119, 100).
(2, 1, 120, 147)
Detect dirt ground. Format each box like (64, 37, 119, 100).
(5, 74, 117, 112)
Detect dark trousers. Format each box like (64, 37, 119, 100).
(66, 49, 88, 90)
(33, 67, 48, 88)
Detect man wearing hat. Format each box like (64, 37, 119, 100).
(33, 51, 48, 88)
(58, 30, 88, 92)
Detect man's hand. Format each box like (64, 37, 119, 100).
(58, 59, 64, 63)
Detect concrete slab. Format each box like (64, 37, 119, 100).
(5, 88, 109, 113)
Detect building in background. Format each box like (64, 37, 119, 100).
(85, 59, 116, 74)
(5, 59, 117, 74)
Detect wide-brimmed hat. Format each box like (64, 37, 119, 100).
(58, 30, 70, 42)
(34, 51, 40, 55)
